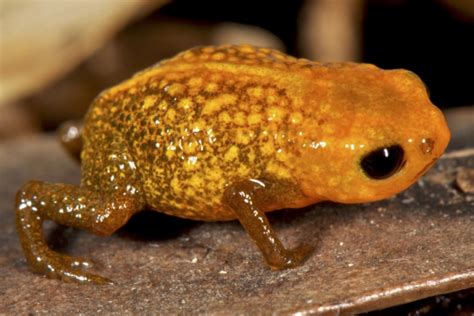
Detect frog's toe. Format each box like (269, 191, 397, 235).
(60, 254, 94, 269)
(60, 269, 115, 285)
(29, 252, 113, 285)
(270, 243, 315, 271)
(289, 243, 314, 266)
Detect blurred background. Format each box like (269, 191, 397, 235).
(0, 0, 473, 147)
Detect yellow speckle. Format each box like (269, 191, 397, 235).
(183, 141, 197, 155)
(218, 112, 232, 123)
(153, 165, 165, 176)
(93, 107, 103, 116)
(239, 45, 256, 53)
(322, 125, 335, 134)
(185, 187, 196, 197)
(122, 97, 131, 105)
(182, 51, 194, 59)
(272, 52, 286, 60)
(202, 94, 237, 115)
(235, 129, 250, 145)
(191, 119, 206, 133)
(265, 161, 291, 178)
(167, 83, 185, 96)
(143, 95, 157, 109)
(171, 177, 181, 194)
(195, 95, 205, 104)
(165, 108, 176, 121)
(189, 174, 204, 188)
(159, 80, 169, 89)
(239, 102, 250, 111)
(267, 106, 286, 122)
(224, 146, 239, 161)
(266, 88, 278, 104)
(248, 113, 262, 125)
(247, 86, 263, 99)
(237, 165, 250, 175)
(202, 47, 215, 53)
(129, 87, 137, 94)
(212, 52, 225, 61)
(158, 100, 168, 111)
(320, 102, 331, 112)
(279, 98, 289, 107)
(247, 150, 256, 163)
(210, 73, 223, 81)
(289, 112, 303, 124)
(205, 82, 219, 93)
(178, 98, 193, 109)
(261, 141, 274, 156)
(234, 112, 246, 126)
(250, 104, 262, 113)
(166, 149, 175, 159)
(188, 77, 203, 88)
(207, 168, 223, 181)
(275, 149, 289, 162)
(184, 155, 199, 170)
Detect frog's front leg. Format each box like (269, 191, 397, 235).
(223, 179, 314, 270)
(15, 181, 142, 284)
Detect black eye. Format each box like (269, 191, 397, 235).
(360, 145, 405, 180)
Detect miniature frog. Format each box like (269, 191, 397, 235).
(15, 45, 450, 284)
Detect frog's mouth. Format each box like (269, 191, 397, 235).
(412, 157, 438, 181)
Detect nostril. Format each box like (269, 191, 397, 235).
(420, 138, 435, 155)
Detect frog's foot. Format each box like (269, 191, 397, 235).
(16, 180, 142, 284)
(224, 179, 315, 271)
(29, 250, 113, 284)
(268, 244, 314, 271)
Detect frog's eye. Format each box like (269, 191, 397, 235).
(360, 145, 405, 180)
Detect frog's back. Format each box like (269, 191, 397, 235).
(82, 45, 320, 220)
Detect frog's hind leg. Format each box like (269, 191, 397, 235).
(15, 135, 145, 284)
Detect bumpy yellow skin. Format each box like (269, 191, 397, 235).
(15, 45, 450, 284)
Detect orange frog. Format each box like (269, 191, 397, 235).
(15, 45, 450, 284)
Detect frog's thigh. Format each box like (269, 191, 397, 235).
(223, 179, 313, 270)
(15, 136, 144, 283)
(15, 181, 138, 283)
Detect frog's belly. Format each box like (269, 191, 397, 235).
(136, 141, 267, 220)
(140, 164, 239, 221)
(147, 200, 236, 221)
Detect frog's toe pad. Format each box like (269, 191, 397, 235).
(29, 253, 114, 285)
(60, 254, 95, 269)
(269, 243, 315, 271)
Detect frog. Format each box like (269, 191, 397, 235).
(15, 44, 450, 284)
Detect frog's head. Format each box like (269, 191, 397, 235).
(298, 65, 450, 203)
